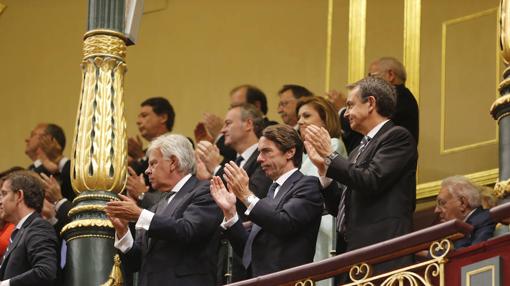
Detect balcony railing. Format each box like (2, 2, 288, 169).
(227, 202, 510, 286)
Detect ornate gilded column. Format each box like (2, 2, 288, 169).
(62, 1, 128, 285)
(492, 0, 510, 201)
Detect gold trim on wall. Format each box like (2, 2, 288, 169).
(324, 0, 334, 92)
(466, 265, 496, 286)
(0, 3, 6, 16)
(348, 0, 366, 83)
(439, 8, 499, 155)
(403, 0, 421, 103)
(417, 168, 498, 199)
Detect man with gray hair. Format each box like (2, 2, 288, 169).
(105, 134, 222, 286)
(435, 175, 496, 248)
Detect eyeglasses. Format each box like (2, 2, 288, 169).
(278, 100, 294, 108)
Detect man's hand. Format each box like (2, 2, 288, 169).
(304, 125, 333, 158)
(40, 134, 62, 162)
(222, 162, 252, 205)
(126, 167, 148, 200)
(41, 199, 56, 221)
(203, 113, 223, 139)
(104, 194, 143, 222)
(210, 176, 237, 220)
(194, 122, 214, 143)
(128, 135, 145, 161)
(40, 173, 63, 204)
(107, 214, 129, 239)
(196, 141, 222, 175)
(304, 141, 327, 176)
(325, 89, 346, 113)
(195, 153, 213, 180)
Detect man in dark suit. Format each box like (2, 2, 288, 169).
(0, 171, 59, 286)
(105, 134, 222, 286)
(336, 57, 419, 154)
(304, 76, 418, 272)
(127, 97, 176, 209)
(196, 84, 278, 165)
(196, 103, 273, 283)
(277, 84, 314, 128)
(210, 124, 323, 277)
(435, 176, 496, 248)
(25, 123, 74, 202)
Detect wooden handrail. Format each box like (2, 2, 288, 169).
(227, 219, 473, 286)
(489, 201, 510, 222)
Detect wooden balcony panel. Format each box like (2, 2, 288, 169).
(227, 219, 473, 286)
(489, 201, 510, 222)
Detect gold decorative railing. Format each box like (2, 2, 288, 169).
(227, 220, 473, 286)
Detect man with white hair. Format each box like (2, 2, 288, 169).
(105, 134, 222, 286)
(435, 176, 496, 248)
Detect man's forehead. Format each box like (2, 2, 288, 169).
(0, 179, 11, 191)
(140, 105, 155, 114)
(225, 107, 241, 120)
(346, 87, 361, 101)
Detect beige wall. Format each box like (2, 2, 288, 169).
(0, 0, 339, 171)
(0, 0, 502, 198)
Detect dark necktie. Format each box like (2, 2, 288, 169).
(336, 135, 371, 233)
(242, 182, 279, 268)
(234, 155, 244, 166)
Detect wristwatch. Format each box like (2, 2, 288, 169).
(324, 151, 339, 166)
(137, 192, 145, 201)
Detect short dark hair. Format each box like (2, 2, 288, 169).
(45, 124, 66, 151)
(262, 124, 303, 168)
(231, 103, 265, 138)
(231, 84, 269, 115)
(141, 97, 176, 132)
(4, 171, 45, 213)
(347, 77, 396, 118)
(278, 84, 314, 99)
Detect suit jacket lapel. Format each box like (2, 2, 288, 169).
(242, 150, 259, 174)
(1, 213, 37, 269)
(355, 121, 394, 165)
(273, 171, 303, 206)
(164, 176, 197, 218)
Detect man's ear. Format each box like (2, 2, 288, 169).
(169, 155, 179, 172)
(285, 147, 296, 161)
(367, 96, 376, 112)
(244, 119, 254, 132)
(387, 69, 397, 84)
(159, 113, 168, 126)
(458, 195, 469, 211)
(15, 189, 24, 204)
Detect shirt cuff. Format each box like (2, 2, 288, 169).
(220, 213, 239, 230)
(47, 216, 58, 226)
(244, 197, 260, 216)
(319, 176, 333, 188)
(135, 209, 155, 231)
(212, 165, 222, 176)
(0, 279, 9, 286)
(55, 198, 68, 211)
(114, 230, 134, 253)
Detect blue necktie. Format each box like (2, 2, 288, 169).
(241, 182, 279, 268)
(234, 155, 244, 166)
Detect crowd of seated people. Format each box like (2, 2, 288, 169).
(0, 56, 508, 286)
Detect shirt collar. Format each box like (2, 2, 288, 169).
(33, 159, 42, 168)
(366, 119, 390, 139)
(58, 157, 69, 173)
(170, 173, 192, 194)
(275, 168, 298, 187)
(16, 211, 34, 229)
(464, 208, 478, 222)
(238, 143, 258, 162)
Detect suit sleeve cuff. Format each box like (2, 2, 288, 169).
(135, 209, 155, 231)
(114, 230, 134, 253)
(220, 213, 239, 229)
